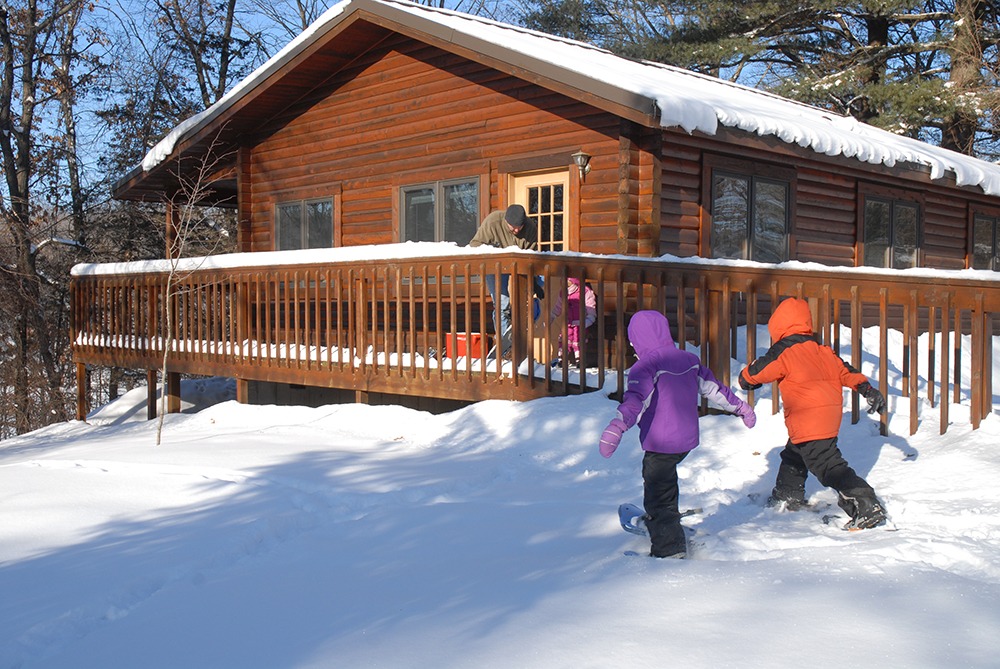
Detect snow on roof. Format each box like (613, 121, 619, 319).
(141, 0, 1000, 196)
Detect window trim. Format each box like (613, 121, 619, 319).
(703, 154, 795, 262)
(969, 205, 1000, 271)
(274, 195, 336, 251)
(857, 184, 924, 269)
(399, 176, 481, 245)
(391, 161, 491, 244)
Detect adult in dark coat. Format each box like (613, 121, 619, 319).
(469, 204, 540, 357)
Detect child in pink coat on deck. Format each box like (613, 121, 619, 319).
(547, 278, 597, 365)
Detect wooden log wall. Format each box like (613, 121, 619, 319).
(246, 34, 622, 254)
(657, 126, 1000, 270)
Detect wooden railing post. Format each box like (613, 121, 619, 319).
(878, 288, 889, 437)
(983, 313, 993, 421)
(971, 296, 985, 430)
(716, 277, 731, 387)
(850, 286, 862, 425)
(940, 293, 950, 435)
(744, 279, 757, 408)
(908, 290, 919, 435)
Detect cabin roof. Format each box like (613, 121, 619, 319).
(116, 0, 1000, 200)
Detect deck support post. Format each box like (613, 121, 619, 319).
(147, 370, 158, 420)
(75, 363, 89, 421)
(167, 371, 181, 414)
(236, 378, 249, 404)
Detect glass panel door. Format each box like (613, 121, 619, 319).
(512, 171, 570, 252)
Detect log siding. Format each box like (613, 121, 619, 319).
(659, 127, 1000, 269)
(246, 34, 621, 254)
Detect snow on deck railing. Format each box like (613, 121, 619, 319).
(72, 241, 1000, 288)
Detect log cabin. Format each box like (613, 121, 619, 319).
(72, 0, 1000, 435)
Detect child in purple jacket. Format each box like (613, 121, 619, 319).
(599, 310, 756, 558)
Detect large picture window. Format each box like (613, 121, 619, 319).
(276, 198, 333, 250)
(862, 196, 919, 269)
(401, 178, 479, 245)
(711, 170, 789, 263)
(972, 213, 1000, 270)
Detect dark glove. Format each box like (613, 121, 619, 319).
(856, 381, 886, 415)
(738, 368, 762, 391)
(599, 418, 627, 458)
(533, 279, 544, 299)
(735, 401, 756, 428)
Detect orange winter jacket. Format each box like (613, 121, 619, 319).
(739, 298, 869, 443)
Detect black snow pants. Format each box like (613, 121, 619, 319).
(772, 436, 877, 512)
(642, 450, 690, 557)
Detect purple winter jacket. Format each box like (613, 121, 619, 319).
(614, 310, 747, 454)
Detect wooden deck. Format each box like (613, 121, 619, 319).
(71, 249, 1000, 435)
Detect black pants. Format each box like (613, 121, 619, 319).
(642, 450, 690, 557)
(773, 436, 876, 510)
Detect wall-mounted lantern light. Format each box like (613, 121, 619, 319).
(571, 150, 592, 180)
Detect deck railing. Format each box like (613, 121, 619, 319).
(71, 247, 1000, 435)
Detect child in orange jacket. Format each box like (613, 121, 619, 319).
(738, 297, 887, 529)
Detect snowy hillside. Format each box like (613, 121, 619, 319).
(2, 337, 999, 667)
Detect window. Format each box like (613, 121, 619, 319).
(513, 170, 569, 251)
(276, 198, 333, 250)
(972, 213, 1000, 270)
(710, 171, 789, 263)
(401, 178, 479, 245)
(862, 196, 919, 268)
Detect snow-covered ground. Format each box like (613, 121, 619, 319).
(2, 330, 999, 668)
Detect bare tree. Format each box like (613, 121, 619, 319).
(154, 140, 237, 444)
(1, 0, 101, 435)
(243, 0, 328, 43)
(142, 0, 270, 108)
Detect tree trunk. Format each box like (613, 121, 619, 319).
(941, 0, 985, 155)
(854, 13, 889, 123)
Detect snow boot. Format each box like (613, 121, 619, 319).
(650, 538, 687, 559)
(839, 492, 887, 529)
(766, 485, 808, 511)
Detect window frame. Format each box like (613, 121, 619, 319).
(703, 155, 795, 263)
(274, 196, 336, 251)
(399, 176, 481, 245)
(970, 206, 1000, 271)
(858, 185, 923, 269)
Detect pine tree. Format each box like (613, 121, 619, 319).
(516, 0, 1000, 158)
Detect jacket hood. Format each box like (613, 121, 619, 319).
(769, 298, 814, 341)
(628, 310, 676, 357)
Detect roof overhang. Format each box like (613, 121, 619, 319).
(114, 0, 1000, 201)
(112, 0, 661, 203)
